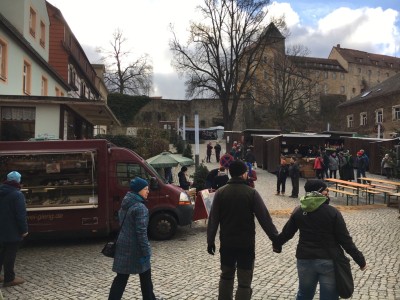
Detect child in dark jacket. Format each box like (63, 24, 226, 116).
(276, 158, 289, 195)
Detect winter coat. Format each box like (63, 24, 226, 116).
(356, 156, 367, 171)
(328, 155, 339, 171)
(206, 144, 213, 155)
(212, 173, 229, 190)
(313, 157, 324, 170)
(0, 181, 28, 242)
(288, 162, 300, 179)
(276, 192, 366, 268)
(112, 191, 151, 274)
(178, 171, 190, 190)
(381, 156, 392, 169)
(341, 154, 355, 180)
(277, 164, 289, 180)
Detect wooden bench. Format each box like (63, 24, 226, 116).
(386, 192, 400, 208)
(365, 187, 395, 204)
(329, 188, 357, 205)
(337, 184, 358, 191)
(369, 184, 396, 190)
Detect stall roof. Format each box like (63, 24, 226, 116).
(252, 133, 331, 138)
(342, 136, 399, 142)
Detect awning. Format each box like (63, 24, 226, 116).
(0, 95, 121, 126)
(65, 101, 120, 126)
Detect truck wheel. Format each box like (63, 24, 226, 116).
(149, 213, 177, 240)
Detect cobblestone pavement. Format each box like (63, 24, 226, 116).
(2, 147, 400, 300)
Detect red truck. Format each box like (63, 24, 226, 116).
(0, 139, 194, 240)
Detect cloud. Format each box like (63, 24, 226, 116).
(270, 3, 400, 57)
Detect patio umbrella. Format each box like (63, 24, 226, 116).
(146, 152, 194, 168)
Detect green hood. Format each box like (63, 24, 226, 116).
(300, 191, 328, 212)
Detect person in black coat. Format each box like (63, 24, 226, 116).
(178, 166, 191, 190)
(276, 158, 289, 196)
(0, 171, 28, 287)
(206, 168, 219, 189)
(212, 167, 229, 190)
(214, 143, 222, 163)
(274, 180, 367, 299)
(288, 156, 300, 198)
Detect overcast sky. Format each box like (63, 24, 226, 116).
(46, 0, 400, 100)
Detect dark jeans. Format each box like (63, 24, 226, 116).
(220, 246, 255, 287)
(108, 269, 156, 300)
(277, 177, 287, 193)
(0, 241, 20, 283)
(356, 168, 366, 183)
(329, 170, 337, 179)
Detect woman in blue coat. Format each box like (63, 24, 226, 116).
(108, 177, 158, 300)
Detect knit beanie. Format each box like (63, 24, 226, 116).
(7, 171, 21, 183)
(304, 179, 327, 193)
(130, 177, 149, 193)
(229, 160, 247, 177)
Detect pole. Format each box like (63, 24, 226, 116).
(182, 115, 186, 142)
(176, 117, 180, 136)
(194, 112, 199, 167)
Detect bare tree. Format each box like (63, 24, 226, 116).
(252, 44, 322, 131)
(170, 0, 281, 130)
(98, 29, 153, 95)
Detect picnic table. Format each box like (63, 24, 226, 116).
(325, 178, 370, 205)
(361, 177, 400, 206)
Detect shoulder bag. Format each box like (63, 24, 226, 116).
(101, 210, 128, 258)
(325, 247, 354, 299)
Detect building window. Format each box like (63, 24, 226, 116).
(340, 86, 345, 94)
(340, 73, 344, 80)
(23, 60, 32, 95)
(376, 109, 383, 123)
(324, 71, 328, 79)
(392, 106, 400, 120)
(0, 39, 7, 81)
(29, 7, 37, 37)
(80, 81, 86, 98)
(323, 84, 328, 94)
(352, 87, 356, 93)
(41, 76, 48, 96)
(55, 87, 63, 96)
(360, 112, 367, 126)
(1, 106, 36, 141)
(40, 21, 46, 48)
(347, 115, 353, 128)
(332, 72, 336, 79)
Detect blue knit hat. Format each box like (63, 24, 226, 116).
(7, 171, 22, 183)
(130, 177, 149, 193)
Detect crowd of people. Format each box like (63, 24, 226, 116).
(5, 140, 396, 299)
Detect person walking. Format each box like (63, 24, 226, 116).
(220, 152, 234, 176)
(212, 167, 229, 190)
(276, 158, 289, 196)
(108, 177, 162, 300)
(274, 179, 367, 300)
(206, 142, 213, 163)
(313, 154, 325, 180)
(246, 165, 257, 189)
(328, 152, 339, 179)
(244, 148, 256, 176)
(289, 157, 300, 198)
(207, 160, 279, 300)
(355, 151, 367, 183)
(381, 154, 393, 179)
(341, 151, 355, 181)
(0, 171, 28, 287)
(214, 142, 222, 163)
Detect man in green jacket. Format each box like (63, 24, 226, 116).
(207, 161, 279, 300)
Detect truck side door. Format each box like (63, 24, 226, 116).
(110, 162, 159, 229)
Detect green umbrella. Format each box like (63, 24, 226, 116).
(146, 152, 194, 168)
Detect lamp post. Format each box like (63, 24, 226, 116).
(194, 112, 199, 167)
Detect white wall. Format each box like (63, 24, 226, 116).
(35, 104, 60, 138)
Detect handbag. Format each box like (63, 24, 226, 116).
(326, 247, 354, 299)
(101, 210, 128, 258)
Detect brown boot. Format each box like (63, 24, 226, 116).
(3, 276, 25, 287)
